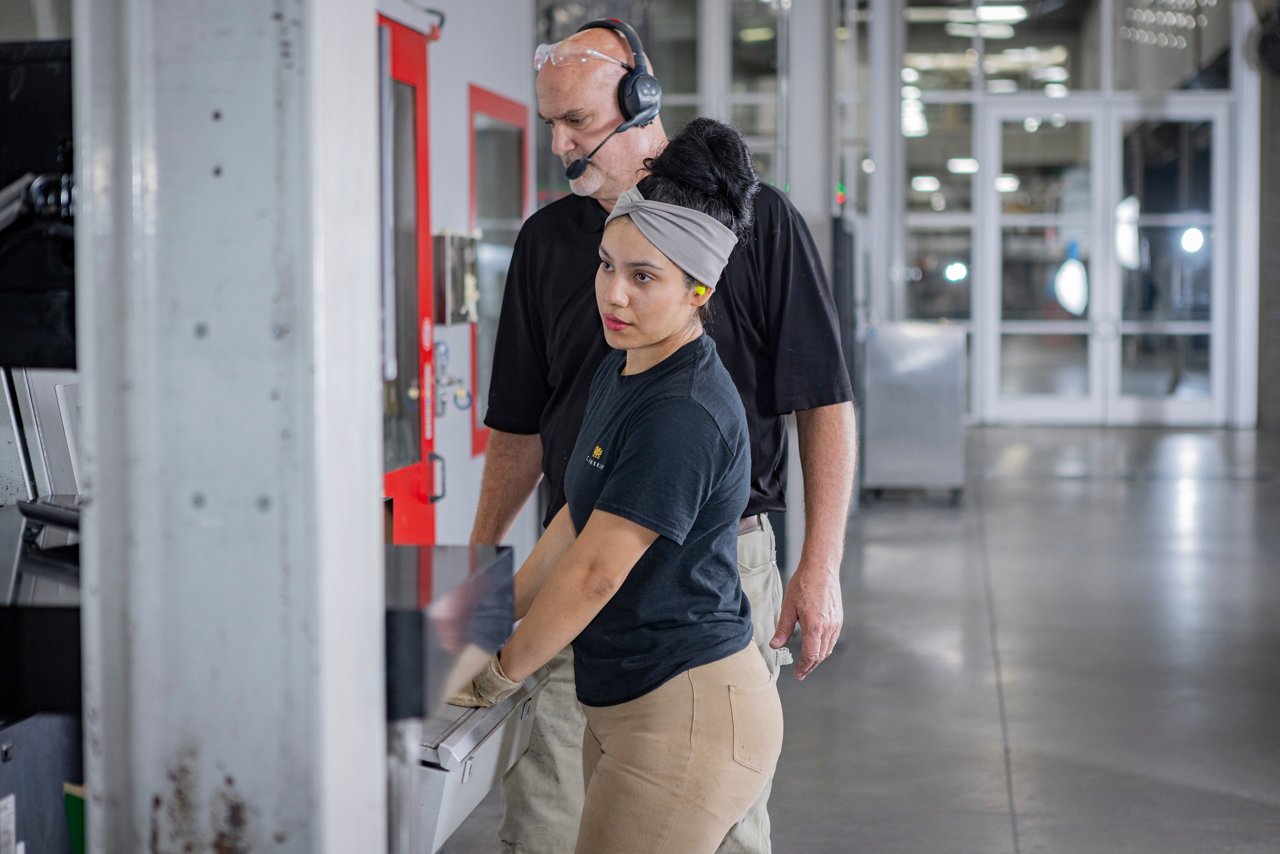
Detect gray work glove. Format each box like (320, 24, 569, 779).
(447, 654, 522, 708)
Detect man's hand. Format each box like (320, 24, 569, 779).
(776, 401, 857, 681)
(770, 563, 843, 680)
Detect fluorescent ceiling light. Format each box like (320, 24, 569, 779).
(1023, 116, 1041, 133)
(944, 262, 968, 282)
(945, 22, 1016, 39)
(976, 5, 1030, 23)
(1031, 66, 1071, 83)
(995, 174, 1020, 193)
(902, 101, 929, 137)
(901, 67, 920, 83)
(1045, 83, 1069, 98)
(947, 158, 980, 174)
(901, 85, 923, 100)
(908, 5, 1028, 24)
(738, 27, 775, 43)
(911, 176, 941, 193)
(987, 79, 1018, 94)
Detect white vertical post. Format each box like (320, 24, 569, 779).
(72, 0, 385, 851)
(1230, 0, 1260, 428)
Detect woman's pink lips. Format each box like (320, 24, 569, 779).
(603, 315, 630, 331)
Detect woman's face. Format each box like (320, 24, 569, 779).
(595, 217, 709, 360)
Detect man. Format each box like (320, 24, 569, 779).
(471, 20, 856, 854)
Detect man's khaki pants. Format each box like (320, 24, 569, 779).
(499, 516, 786, 854)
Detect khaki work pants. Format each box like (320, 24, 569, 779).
(576, 644, 783, 853)
(500, 517, 786, 854)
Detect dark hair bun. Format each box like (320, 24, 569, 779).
(637, 117, 759, 244)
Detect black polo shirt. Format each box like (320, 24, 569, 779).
(565, 336, 754, 706)
(485, 184, 852, 527)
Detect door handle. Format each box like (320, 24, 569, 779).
(429, 452, 446, 503)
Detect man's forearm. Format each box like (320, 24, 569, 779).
(470, 430, 544, 545)
(794, 402, 857, 574)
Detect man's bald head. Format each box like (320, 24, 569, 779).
(535, 24, 666, 209)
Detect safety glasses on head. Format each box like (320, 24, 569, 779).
(534, 40, 633, 72)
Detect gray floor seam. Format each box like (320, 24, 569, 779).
(974, 459, 1022, 854)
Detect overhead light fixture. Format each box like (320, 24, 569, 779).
(902, 101, 929, 137)
(947, 158, 980, 174)
(909, 5, 1028, 24)
(1031, 66, 1071, 83)
(912, 176, 941, 193)
(930, 193, 947, 211)
(975, 5, 1029, 23)
(987, 79, 1018, 94)
(1181, 227, 1206, 253)
(901, 85, 923, 99)
(995, 174, 1020, 193)
(945, 22, 1016, 39)
(944, 261, 969, 283)
(1044, 83, 1069, 98)
(738, 27, 775, 43)
(901, 67, 920, 83)
(1023, 116, 1041, 133)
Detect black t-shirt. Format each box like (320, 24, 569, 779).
(485, 184, 853, 527)
(564, 336, 754, 706)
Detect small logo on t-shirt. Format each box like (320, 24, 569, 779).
(586, 445, 605, 470)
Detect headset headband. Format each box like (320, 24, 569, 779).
(576, 18, 649, 76)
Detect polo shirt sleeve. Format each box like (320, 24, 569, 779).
(592, 398, 736, 546)
(483, 226, 552, 435)
(758, 190, 855, 416)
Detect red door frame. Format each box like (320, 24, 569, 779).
(467, 84, 530, 457)
(381, 15, 438, 545)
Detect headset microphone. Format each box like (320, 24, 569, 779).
(565, 126, 623, 180)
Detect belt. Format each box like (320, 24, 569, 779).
(738, 513, 765, 535)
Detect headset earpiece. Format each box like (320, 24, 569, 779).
(577, 18, 662, 131)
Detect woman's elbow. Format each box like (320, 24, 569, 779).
(580, 563, 624, 601)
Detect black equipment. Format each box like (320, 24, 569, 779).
(0, 40, 76, 369)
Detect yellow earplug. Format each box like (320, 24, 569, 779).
(695, 284, 707, 296)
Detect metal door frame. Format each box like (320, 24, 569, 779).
(978, 94, 1231, 425)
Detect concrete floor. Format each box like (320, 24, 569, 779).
(444, 427, 1280, 853)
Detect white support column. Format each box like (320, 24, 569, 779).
(1230, 0, 1261, 428)
(72, 1, 384, 851)
(698, 0, 730, 122)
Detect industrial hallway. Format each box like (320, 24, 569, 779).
(446, 427, 1280, 853)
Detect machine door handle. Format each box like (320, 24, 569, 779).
(429, 452, 446, 503)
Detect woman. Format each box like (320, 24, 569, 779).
(454, 118, 782, 853)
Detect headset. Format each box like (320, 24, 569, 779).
(576, 18, 663, 132)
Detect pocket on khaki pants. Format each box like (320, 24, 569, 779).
(728, 677, 782, 774)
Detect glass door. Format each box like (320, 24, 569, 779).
(981, 102, 1229, 425)
(1107, 105, 1228, 424)
(983, 105, 1105, 423)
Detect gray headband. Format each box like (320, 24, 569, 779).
(604, 186, 738, 289)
